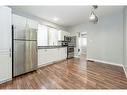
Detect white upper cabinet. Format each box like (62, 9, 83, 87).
(64, 31, 70, 36)
(37, 24, 48, 46)
(27, 19, 38, 29)
(12, 14, 27, 39)
(0, 7, 12, 83)
(49, 27, 59, 45)
(60, 31, 70, 41)
(13, 14, 38, 30)
(12, 14, 26, 30)
(0, 7, 12, 51)
(12, 14, 38, 40)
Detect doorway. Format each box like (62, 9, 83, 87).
(78, 32, 87, 56)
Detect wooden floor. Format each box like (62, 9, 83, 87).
(0, 55, 127, 89)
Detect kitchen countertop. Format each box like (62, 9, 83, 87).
(38, 46, 67, 49)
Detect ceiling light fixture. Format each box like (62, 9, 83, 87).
(53, 17, 58, 21)
(89, 5, 98, 24)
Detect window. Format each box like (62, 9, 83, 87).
(37, 24, 48, 46)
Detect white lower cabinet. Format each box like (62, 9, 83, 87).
(60, 48, 67, 59)
(38, 47, 67, 67)
(0, 52, 12, 83)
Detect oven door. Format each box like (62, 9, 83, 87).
(68, 52, 74, 58)
(67, 46, 74, 58)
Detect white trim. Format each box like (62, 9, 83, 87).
(38, 62, 54, 68)
(87, 58, 127, 78)
(86, 58, 123, 67)
(0, 78, 12, 84)
(74, 55, 80, 58)
(122, 65, 127, 78)
(38, 59, 66, 68)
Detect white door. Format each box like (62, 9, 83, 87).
(80, 33, 87, 55)
(81, 37, 87, 54)
(0, 7, 12, 83)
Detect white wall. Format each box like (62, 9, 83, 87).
(123, 7, 127, 76)
(68, 10, 124, 65)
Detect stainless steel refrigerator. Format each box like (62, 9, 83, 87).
(12, 24, 38, 77)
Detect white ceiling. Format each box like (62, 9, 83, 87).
(10, 6, 123, 27)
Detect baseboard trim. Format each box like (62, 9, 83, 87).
(38, 62, 54, 68)
(0, 78, 12, 84)
(38, 59, 66, 68)
(74, 55, 80, 58)
(86, 58, 123, 67)
(122, 65, 127, 78)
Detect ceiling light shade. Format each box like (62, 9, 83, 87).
(89, 11, 98, 23)
(89, 5, 98, 24)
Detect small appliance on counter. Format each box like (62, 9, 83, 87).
(61, 41, 68, 46)
(64, 36, 71, 42)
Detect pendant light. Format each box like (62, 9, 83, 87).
(89, 5, 98, 24)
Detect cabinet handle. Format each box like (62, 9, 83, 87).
(9, 53, 11, 57)
(9, 48, 11, 57)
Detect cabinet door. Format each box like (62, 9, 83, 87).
(0, 53, 12, 83)
(48, 28, 58, 45)
(38, 49, 47, 66)
(12, 14, 27, 39)
(0, 7, 12, 51)
(61, 31, 70, 41)
(38, 49, 55, 66)
(57, 48, 62, 61)
(61, 31, 65, 41)
(27, 19, 38, 29)
(48, 49, 58, 62)
(61, 48, 67, 59)
(0, 7, 12, 83)
(64, 31, 70, 36)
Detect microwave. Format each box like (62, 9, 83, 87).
(64, 36, 71, 42)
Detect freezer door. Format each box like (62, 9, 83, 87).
(13, 40, 37, 76)
(13, 26, 37, 40)
(25, 28, 37, 40)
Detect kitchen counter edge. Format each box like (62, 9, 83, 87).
(38, 46, 67, 49)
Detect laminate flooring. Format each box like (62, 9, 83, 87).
(0, 55, 127, 89)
